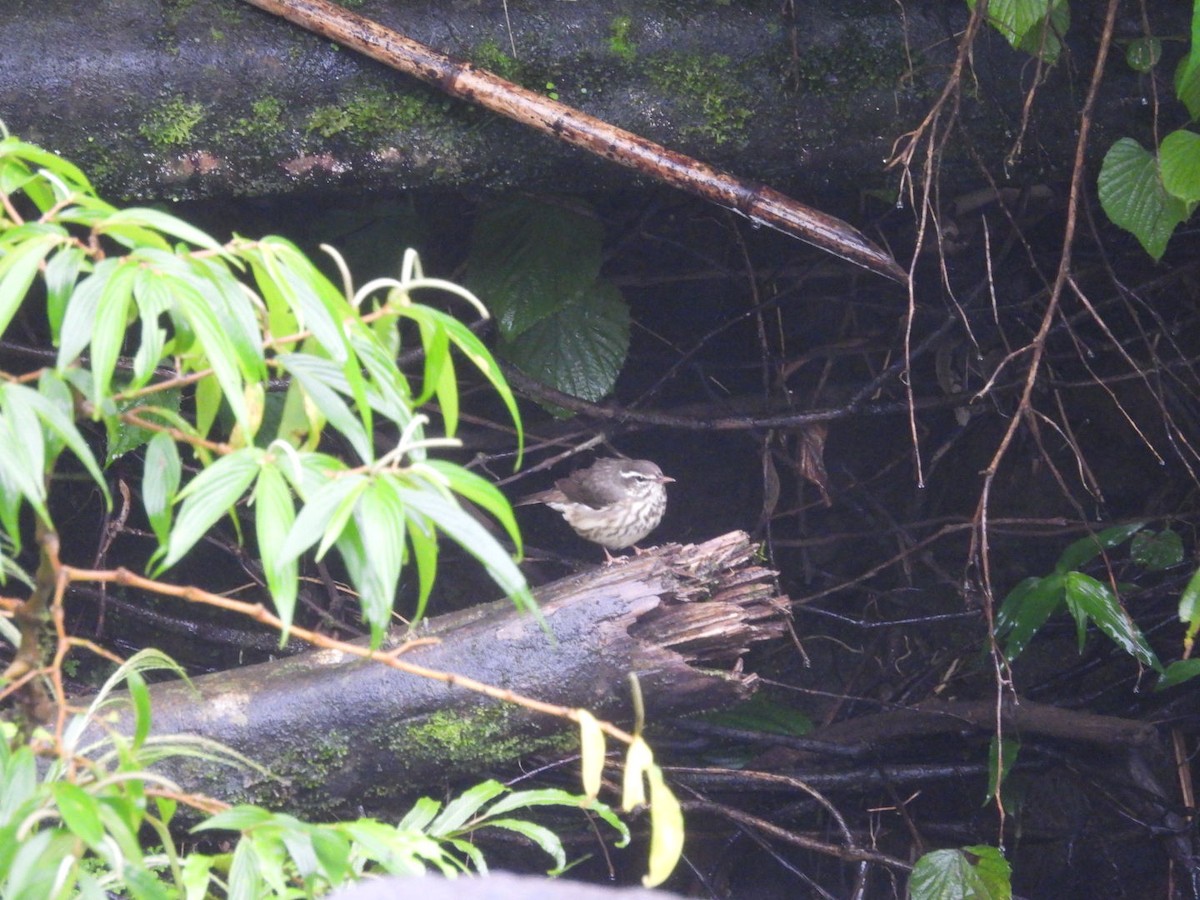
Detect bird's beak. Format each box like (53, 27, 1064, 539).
(659, 475, 676, 484)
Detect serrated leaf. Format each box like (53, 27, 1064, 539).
(175, 283, 251, 435)
(501, 281, 630, 403)
(969, 0, 1068, 64)
(405, 518, 437, 625)
(0, 384, 50, 526)
(19, 381, 110, 509)
(909, 845, 1011, 900)
(194, 805, 277, 833)
(248, 238, 349, 363)
(465, 197, 605, 339)
(1175, 8, 1200, 119)
(1099, 138, 1193, 260)
(1065, 571, 1162, 672)
(159, 449, 261, 572)
(1161, 129, 1200, 204)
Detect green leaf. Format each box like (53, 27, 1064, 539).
(465, 197, 606, 339)
(95, 207, 223, 252)
(1179, 566, 1200, 653)
(278, 353, 372, 463)
(1174, 4, 1200, 119)
(398, 304, 524, 464)
(126, 668, 153, 750)
(430, 781, 508, 835)
(909, 845, 1012, 900)
(194, 804, 276, 833)
(701, 693, 814, 736)
(57, 258, 116, 370)
(424, 459, 524, 555)
(253, 462, 298, 637)
(246, 238, 350, 363)
(87, 260, 139, 411)
(397, 796, 442, 833)
(1125, 37, 1162, 73)
(482, 819, 567, 873)
(20, 380, 111, 509)
(174, 281, 252, 436)
(276, 470, 366, 567)
(984, 737, 1019, 805)
(352, 476, 409, 635)
(52, 783, 105, 849)
(1156, 658, 1200, 691)
(0, 383, 51, 527)
(1064, 572, 1162, 672)
(106, 388, 183, 464)
(501, 280, 630, 403)
(1130, 528, 1183, 571)
(1161, 130, 1200, 204)
(1054, 522, 1144, 573)
(1099, 138, 1194, 260)
(969, 0, 1069, 64)
(397, 479, 535, 618)
(0, 229, 61, 340)
(159, 448, 261, 572)
(406, 517, 438, 625)
(995, 574, 1064, 661)
(44, 245, 86, 343)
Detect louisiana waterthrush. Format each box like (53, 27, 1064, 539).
(517, 458, 674, 553)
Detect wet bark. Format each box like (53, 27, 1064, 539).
(87, 531, 786, 820)
(0, 1, 1185, 206)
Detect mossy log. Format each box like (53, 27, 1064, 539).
(91, 531, 786, 820)
(0, 0, 1183, 207)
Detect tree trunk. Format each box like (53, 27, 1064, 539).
(92, 531, 786, 820)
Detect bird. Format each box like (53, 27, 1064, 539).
(516, 458, 674, 555)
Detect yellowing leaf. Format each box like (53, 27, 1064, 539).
(577, 710, 605, 800)
(643, 764, 684, 889)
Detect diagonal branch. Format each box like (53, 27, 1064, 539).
(239, 0, 906, 284)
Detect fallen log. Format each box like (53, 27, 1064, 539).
(90, 531, 787, 820)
